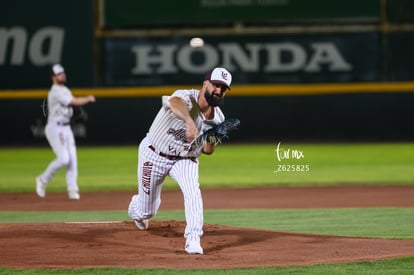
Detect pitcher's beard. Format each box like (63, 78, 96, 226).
(204, 89, 224, 107)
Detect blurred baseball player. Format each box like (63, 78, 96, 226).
(128, 67, 232, 255)
(36, 64, 95, 200)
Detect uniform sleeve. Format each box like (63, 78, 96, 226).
(214, 107, 225, 124)
(169, 89, 196, 110)
(202, 107, 225, 133)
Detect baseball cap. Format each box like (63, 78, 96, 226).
(51, 64, 65, 76)
(204, 67, 232, 90)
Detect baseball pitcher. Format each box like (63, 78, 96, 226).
(128, 67, 239, 255)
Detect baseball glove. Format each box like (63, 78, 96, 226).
(71, 106, 88, 123)
(202, 118, 240, 145)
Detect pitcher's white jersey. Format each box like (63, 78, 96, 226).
(47, 84, 74, 124)
(147, 89, 224, 158)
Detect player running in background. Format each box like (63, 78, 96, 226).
(36, 64, 95, 200)
(128, 67, 232, 255)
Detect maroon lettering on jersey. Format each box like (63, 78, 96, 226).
(168, 145, 181, 156)
(167, 128, 187, 143)
(141, 161, 153, 195)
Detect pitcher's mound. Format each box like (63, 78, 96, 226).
(1, 221, 414, 269)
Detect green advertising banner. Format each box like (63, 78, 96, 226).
(0, 0, 94, 89)
(101, 32, 382, 86)
(102, 0, 380, 28)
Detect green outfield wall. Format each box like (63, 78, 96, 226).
(1, 0, 414, 90)
(2, 1, 414, 144)
(102, 0, 380, 27)
(1, 89, 414, 145)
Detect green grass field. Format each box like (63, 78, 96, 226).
(2, 142, 414, 192)
(1, 142, 414, 274)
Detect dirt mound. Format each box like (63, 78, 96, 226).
(1, 221, 414, 269)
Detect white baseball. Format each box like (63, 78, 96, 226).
(190, 37, 204, 48)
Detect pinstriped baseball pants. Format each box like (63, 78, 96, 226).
(128, 136, 204, 240)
